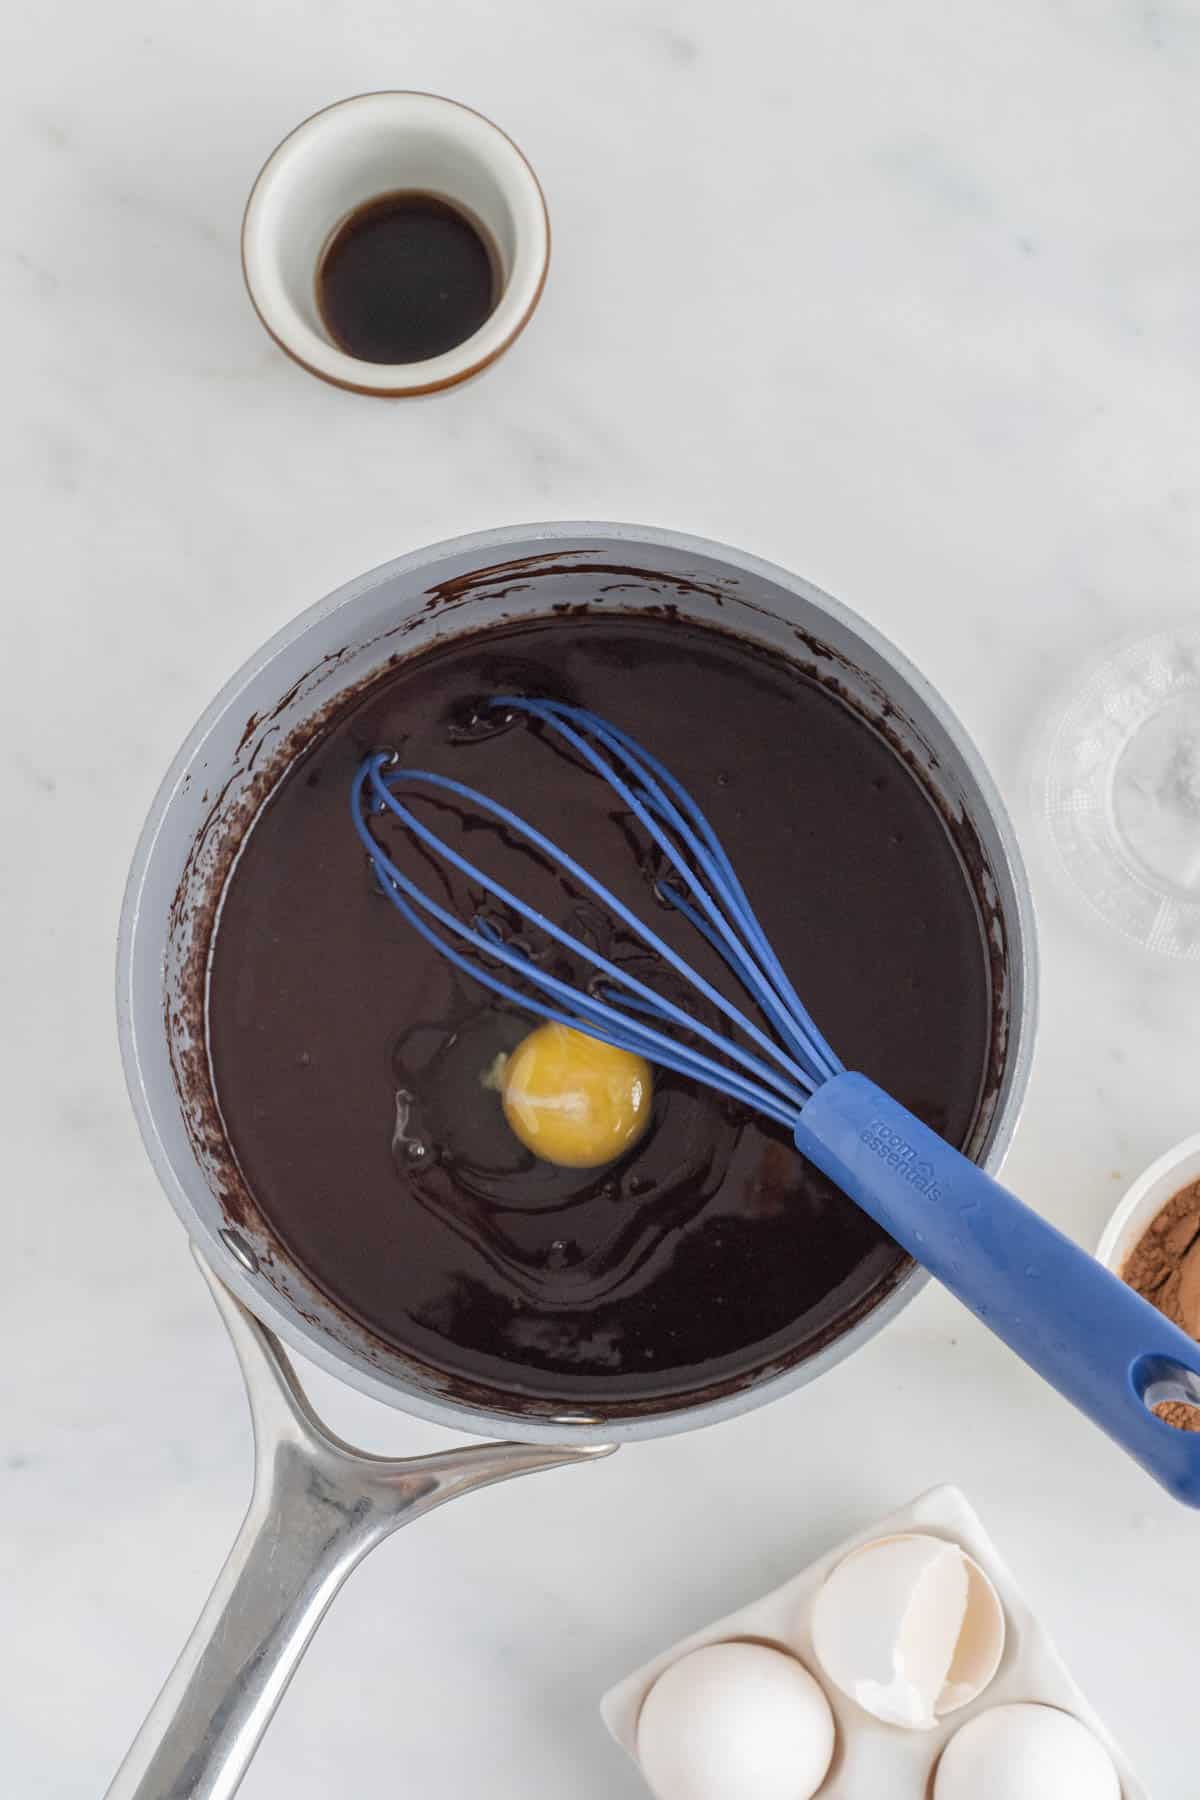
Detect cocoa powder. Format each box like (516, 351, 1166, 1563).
(1120, 1180, 1200, 1432)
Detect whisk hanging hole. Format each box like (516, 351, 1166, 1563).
(1133, 1352, 1200, 1423)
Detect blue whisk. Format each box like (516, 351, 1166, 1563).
(352, 697, 1200, 1504)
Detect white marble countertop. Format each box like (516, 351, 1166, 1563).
(6, 2, 1200, 1795)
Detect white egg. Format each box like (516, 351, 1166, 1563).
(934, 1704, 1122, 1800)
(635, 1640, 836, 1800)
(810, 1533, 1005, 1730)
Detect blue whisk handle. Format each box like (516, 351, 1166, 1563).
(795, 1073, 1200, 1507)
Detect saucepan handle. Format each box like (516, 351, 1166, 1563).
(795, 1073, 1200, 1507)
(104, 1252, 613, 1800)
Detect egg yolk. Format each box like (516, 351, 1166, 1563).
(500, 1023, 653, 1169)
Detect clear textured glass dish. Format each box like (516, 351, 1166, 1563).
(1037, 626, 1200, 960)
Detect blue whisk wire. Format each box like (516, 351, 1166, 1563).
(496, 698, 841, 1084)
(350, 698, 843, 1130)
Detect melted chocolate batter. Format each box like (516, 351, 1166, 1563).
(207, 616, 994, 1411)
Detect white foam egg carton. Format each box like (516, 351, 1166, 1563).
(601, 1484, 1145, 1799)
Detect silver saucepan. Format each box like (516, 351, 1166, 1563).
(109, 523, 1037, 1799)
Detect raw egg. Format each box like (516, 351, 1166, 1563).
(636, 1641, 836, 1800)
(810, 1533, 1005, 1730)
(500, 1022, 652, 1169)
(934, 1704, 1122, 1800)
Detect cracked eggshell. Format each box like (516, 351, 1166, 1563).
(809, 1533, 1005, 1730)
(635, 1640, 836, 1800)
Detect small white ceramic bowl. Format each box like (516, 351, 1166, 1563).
(1096, 1131, 1200, 1274)
(241, 92, 549, 396)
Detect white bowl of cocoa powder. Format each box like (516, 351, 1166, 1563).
(1098, 1133, 1200, 1430)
